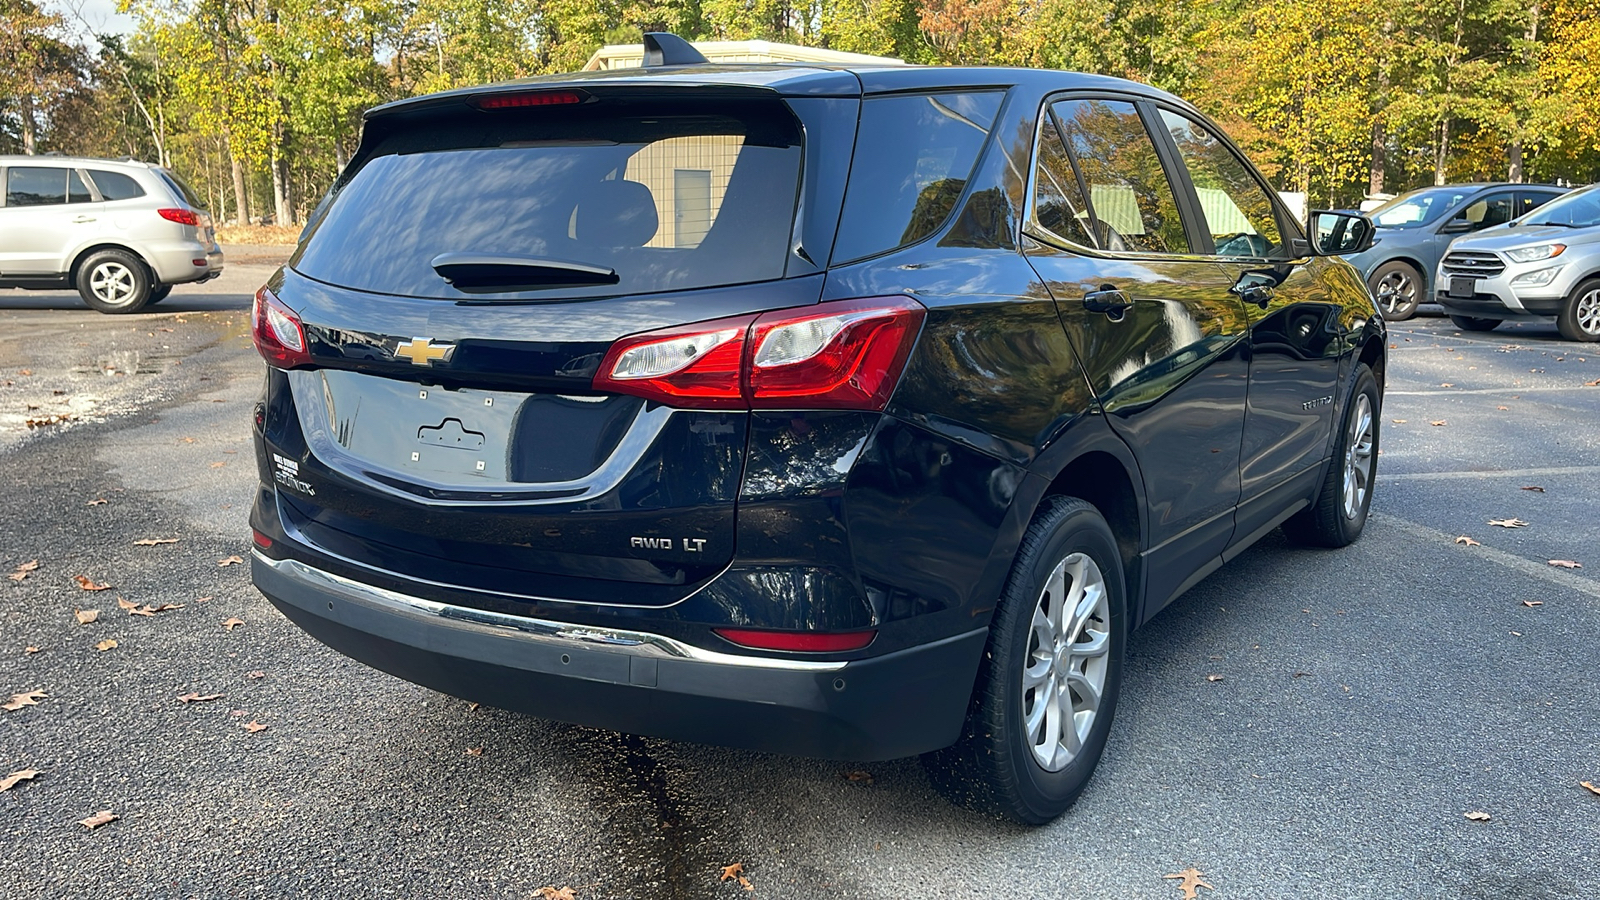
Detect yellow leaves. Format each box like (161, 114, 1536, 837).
(1163, 867, 1215, 899)
(9, 559, 38, 581)
(0, 769, 41, 792)
(3, 690, 46, 711)
(77, 809, 119, 830)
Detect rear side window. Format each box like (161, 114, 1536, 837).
(294, 96, 803, 300)
(157, 169, 204, 208)
(90, 170, 146, 201)
(1052, 99, 1190, 255)
(832, 91, 1003, 264)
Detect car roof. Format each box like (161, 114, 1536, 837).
(0, 155, 157, 169)
(367, 63, 1190, 120)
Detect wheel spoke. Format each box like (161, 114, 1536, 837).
(1023, 655, 1052, 690)
(1071, 627, 1110, 659)
(1058, 679, 1083, 754)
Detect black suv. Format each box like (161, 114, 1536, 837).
(250, 35, 1384, 824)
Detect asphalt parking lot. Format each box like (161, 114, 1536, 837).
(2, 273, 1596, 899)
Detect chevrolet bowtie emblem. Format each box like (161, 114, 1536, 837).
(395, 338, 456, 366)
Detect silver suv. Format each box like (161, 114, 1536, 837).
(0, 156, 224, 313)
(1436, 182, 1600, 341)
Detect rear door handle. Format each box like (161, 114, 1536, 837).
(1083, 288, 1134, 316)
(1236, 284, 1274, 308)
(73, 216, 97, 223)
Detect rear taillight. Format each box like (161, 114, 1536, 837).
(713, 627, 877, 652)
(475, 90, 588, 110)
(592, 296, 925, 411)
(157, 208, 199, 226)
(252, 286, 312, 369)
(251, 529, 273, 550)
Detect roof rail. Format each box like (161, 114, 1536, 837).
(642, 32, 709, 67)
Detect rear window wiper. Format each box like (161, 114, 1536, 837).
(430, 253, 620, 293)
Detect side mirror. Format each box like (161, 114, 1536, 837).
(1438, 218, 1472, 234)
(1306, 210, 1376, 256)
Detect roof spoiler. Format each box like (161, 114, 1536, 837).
(642, 32, 709, 67)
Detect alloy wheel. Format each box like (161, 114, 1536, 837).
(1375, 270, 1416, 316)
(89, 262, 138, 307)
(1577, 287, 1600, 336)
(1022, 552, 1110, 772)
(1342, 393, 1374, 520)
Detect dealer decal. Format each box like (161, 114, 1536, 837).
(272, 453, 316, 496)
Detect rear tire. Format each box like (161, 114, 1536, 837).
(1368, 261, 1422, 321)
(1449, 315, 1501, 332)
(76, 248, 152, 314)
(925, 497, 1126, 825)
(147, 284, 173, 305)
(1283, 363, 1378, 548)
(1557, 278, 1600, 342)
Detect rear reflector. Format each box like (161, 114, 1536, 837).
(157, 208, 199, 226)
(252, 286, 312, 369)
(713, 628, 877, 652)
(592, 296, 925, 411)
(251, 529, 273, 550)
(476, 90, 587, 110)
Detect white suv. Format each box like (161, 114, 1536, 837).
(0, 156, 225, 313)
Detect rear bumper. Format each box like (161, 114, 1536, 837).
(146, 240, 225, 284)
(252, 552, 986, 761)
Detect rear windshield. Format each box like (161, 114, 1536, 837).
(157, 169, 204, 209)
(293, 96, 803, 300)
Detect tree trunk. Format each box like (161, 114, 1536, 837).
(1508, 141, 1524, 183)
(19, 95, 37, 155)
(1434, 119, 1450, 186)
(1369, 118, 1386, 196)
(334, 137, 349, 177)
(229, 141, 249, 226)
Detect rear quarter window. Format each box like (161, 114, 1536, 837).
(89, 170, 146, 201)
(831, 91, 1004, 264)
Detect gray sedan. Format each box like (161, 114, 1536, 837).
(1343, 183, 1566, 321)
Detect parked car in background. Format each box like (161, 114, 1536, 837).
(248, 33, 1386, 825)
(1344, 183, 1566, 321)
(0, 155, 224, 313)
(1435, 182, 1600, 341)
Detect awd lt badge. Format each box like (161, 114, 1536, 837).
(395, 337, 456, 366)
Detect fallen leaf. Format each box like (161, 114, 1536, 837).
(720, 863, 744, 882)
(1463, 810, 1491, 822)
(196, 596, 213, 603)
(73, 575, 111, 591)
(844, 770, 874, 784)
(133, 538, 179, 546)
(1497, 405, 1509, 410)
(131, 603, 182, 616)
(1206, 674, 1225, 682)
(25, 646, 39, 655)
(217, 556, 244, 567)
(1163, 867, 1215, 899)
(18, 369, 31, 376)
(1521, 486, 1546, 493)
(1487, 518, 1529, 528)
(1521, 601, 1543, 608)
(242, 720, 268, 733)
(1586, 378, 1600, 386)
(116, 597, 137, 610)
(1440, 382, 1453, 387)
(3, 690, 46, 711)
(1549, 560, 1583, 569)
(86, 498, 107, 506)
(176, 692, 223, 703)
(181, 436, 195, 444)
(222, 617, 245, 631)
(9, 559, 39, 581)
(467, 702, 480, 712)
(95, 639, 117, 652)
(77, 810, 118, 830)
(246, 670, 266, 680)
(1391, 418, 1407, 424)
(739, 876, 753, 891)
(1454, 536, 1480, 546)
(0, 769, 41, 792)
(465, 746, 484, 757)
(535, 888, 577, 900)
(1430, 420, 1448, 426)
(1581, 781, 1600, 796)
(1292, 670, 1312, 678)
(74, 609, 99, 625)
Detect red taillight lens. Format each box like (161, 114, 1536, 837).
(476, 90, 587, 110)
(592, 297, 925, 411)
(252, 286, 312, 369)
(251, 529, 272, 549)
(157, 208, 199, 226)
(713, 628, 877, 652)
(748, 296, 925, 409)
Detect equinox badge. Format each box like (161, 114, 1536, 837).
(395, 337, 456, 366)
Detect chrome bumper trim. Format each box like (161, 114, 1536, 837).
(253, 551, 847, 672)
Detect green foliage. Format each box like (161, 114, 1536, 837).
(14, 0, 1599, 223)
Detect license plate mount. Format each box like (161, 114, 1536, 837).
(1447, 276, 1477, 299)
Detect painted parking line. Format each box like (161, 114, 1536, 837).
(1386, 385, 1600, 396)
(1382, 465, 1600, 481)
(1371, 512, 1600, 603)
